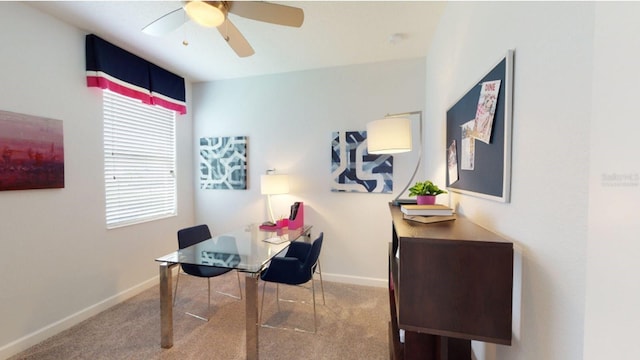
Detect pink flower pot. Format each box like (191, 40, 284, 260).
(416, 195, 436, 205)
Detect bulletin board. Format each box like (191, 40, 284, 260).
(445, 50, 514, 202)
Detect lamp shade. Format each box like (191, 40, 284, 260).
(184, 1, 227, 27)
(260, 174, 290, 195)
(366, 117, 412, 154)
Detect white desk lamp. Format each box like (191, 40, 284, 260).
(367, 110, 423, 205)
(260, 170, 289, 223)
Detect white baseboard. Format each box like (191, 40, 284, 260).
(0, 277, 159, 360)
(319, 272, 387, 288)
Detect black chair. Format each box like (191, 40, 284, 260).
(174, 224, 242, 321)
(259, 232, 324, 333)
(280, 239, 326, 305)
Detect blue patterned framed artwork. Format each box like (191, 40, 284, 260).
(200, 136, 247, 190)
(331, 131, 393, 193)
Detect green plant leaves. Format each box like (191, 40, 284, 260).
(408, 180, 447, 196)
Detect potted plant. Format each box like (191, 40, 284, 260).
(408, 180, 447, 205)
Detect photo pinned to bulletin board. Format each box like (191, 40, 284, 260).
(446, 50, 514, 203)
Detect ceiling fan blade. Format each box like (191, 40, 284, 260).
(228, 1, 304, 28)
(142, 7, 187, 36)
(217, 19, 255, 58)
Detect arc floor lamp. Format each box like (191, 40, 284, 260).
(366, 110, 423, 205)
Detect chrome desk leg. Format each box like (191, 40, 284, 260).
(160, 262, 174, 348)
(246, 272, 259, 360)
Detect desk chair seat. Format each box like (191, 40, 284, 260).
(175, 224, 242, 321)
(259, 232, 324, 333)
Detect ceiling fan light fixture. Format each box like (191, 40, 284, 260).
(184, 1, 227, 27)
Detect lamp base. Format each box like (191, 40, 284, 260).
(392, 198, 418, 206)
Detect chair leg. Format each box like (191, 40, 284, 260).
(259, 280, 267, 326)
(207, 278, 211, 321)
(176, 270, 240, 322)
(311, 277, 317, 333)
(214, 271, 243, 300)
(260, 280, 318, 333)
(173, 270, 181, 306)
(236, 271, 243, 300)
(316, 260, 326, 305)
(182, 276, 211, 322)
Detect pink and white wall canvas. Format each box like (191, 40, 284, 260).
(0, 110, 64, 191)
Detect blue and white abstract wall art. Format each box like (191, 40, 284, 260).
(200, 136, 247, 190)
(331, 131, 393, 193)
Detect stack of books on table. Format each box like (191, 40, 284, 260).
(400, 204, 456, 224)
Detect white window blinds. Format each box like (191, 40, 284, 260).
(103, 90, 176, 228)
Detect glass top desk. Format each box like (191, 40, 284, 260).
(155, 224, 312, 360)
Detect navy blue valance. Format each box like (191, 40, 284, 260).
(85, 34, 186, 114)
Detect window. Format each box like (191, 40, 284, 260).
(103, 90, 176, 228)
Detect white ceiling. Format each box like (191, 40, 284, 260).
(29, 1, 446, 83)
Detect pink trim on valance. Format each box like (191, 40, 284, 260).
(150, 95, 187, 115)
(86, 75, 151, 104)
(87, 75, 187, 115)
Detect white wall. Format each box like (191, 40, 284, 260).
(584, 2, 640, 358)
(424, 2, 594, 360)
(0, 3, 195, 358)
(4, 2, 639, 359)
(192, 59, 426, 285)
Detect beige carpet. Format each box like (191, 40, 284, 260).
(9, 272, 389, 360)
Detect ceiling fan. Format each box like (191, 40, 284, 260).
(142, 1, 304, 58)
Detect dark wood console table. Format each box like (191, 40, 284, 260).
(388, 204, 513, 360)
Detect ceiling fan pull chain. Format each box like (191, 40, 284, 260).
(182, 10, 189, 46)
(182, 29, 189, 46)
(223, 20, 230, 42)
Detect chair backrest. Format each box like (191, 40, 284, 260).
(177, 224, 212, 249)
(305, 232, 323, 275)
